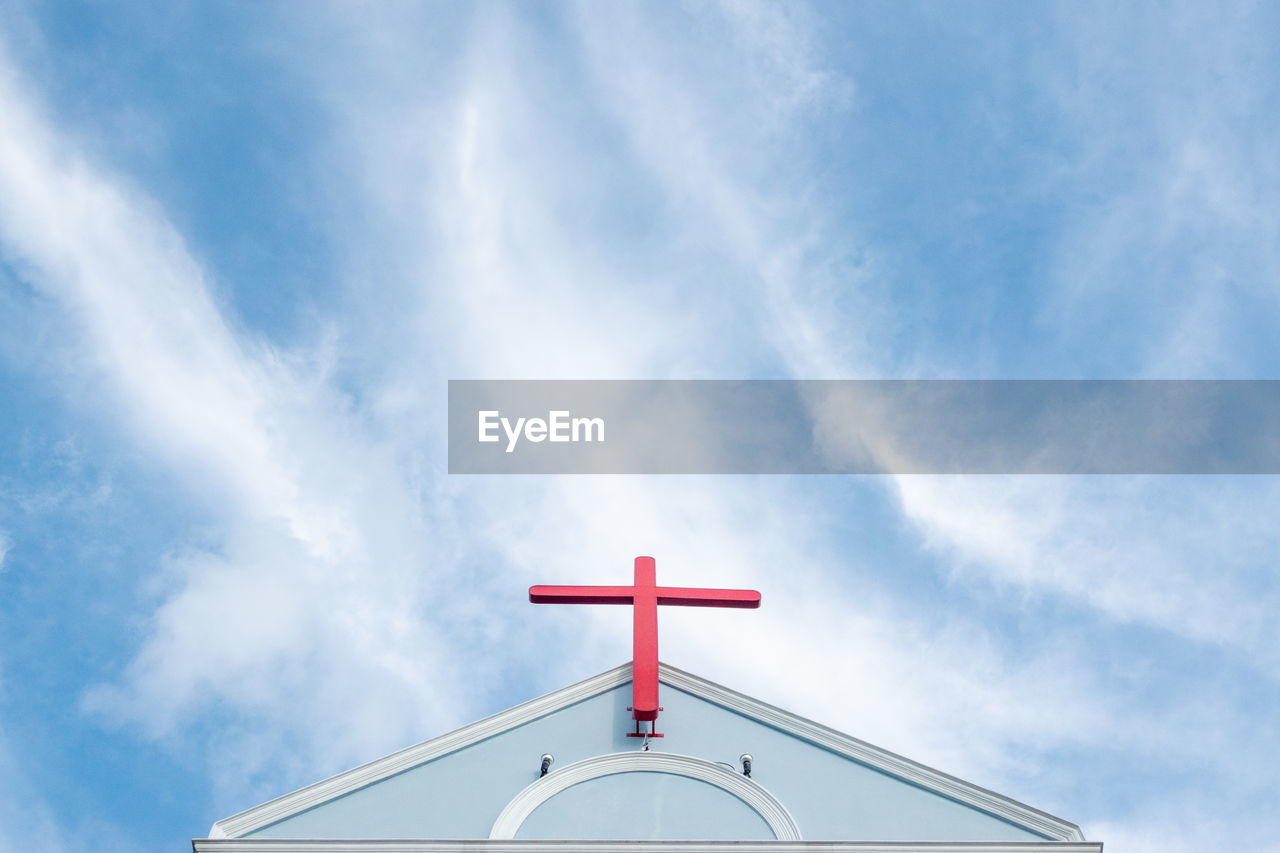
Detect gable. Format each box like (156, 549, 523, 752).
(208, 664, 1084, 844)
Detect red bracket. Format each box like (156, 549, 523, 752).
(625, 708, 664, 738)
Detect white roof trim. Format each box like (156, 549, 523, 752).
(210, 665, 634, 839)
(195, 842, 1101, 853)
(210, 662, 1085, 843)
(658, 664, 1086, 843)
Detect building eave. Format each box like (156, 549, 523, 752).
(196, 841, 1102, 853)
(210, 662, 1086, 843)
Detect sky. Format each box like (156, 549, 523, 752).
(0, 1, 1278, 850)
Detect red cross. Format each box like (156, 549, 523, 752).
(530, 556, 761, 734)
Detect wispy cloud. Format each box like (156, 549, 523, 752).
(0, 38, 470, 806)
(1038, 2, 1280, 377)
(571, 1, 881, 379)
(0, 3, 1277, 850)
(0, 723, 69, 853)
(302, 0, 1219, 797)
(895, 477, 1280, 668)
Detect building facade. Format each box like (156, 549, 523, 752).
(195, 662, 1098, 852)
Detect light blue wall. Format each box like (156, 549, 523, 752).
(247, 682, 1047, 841)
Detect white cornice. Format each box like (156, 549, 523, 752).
(194, 841, 1102, 853)
(489, 751, 802, 840)
(210, 662, 1086, 844)
(656, 664, 1085, 843)
(210, 665, 634, 839)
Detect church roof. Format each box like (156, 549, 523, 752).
(198, 663, 1092, 852)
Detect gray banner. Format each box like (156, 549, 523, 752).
(447, 380, 1280, 474)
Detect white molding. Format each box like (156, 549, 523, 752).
(210, 665, 634, 839)
(194, 841, 1102, 853)
(656, 664, 1085, 843)
(489, 751, 802, 840)
(210, 662, 1086, 844)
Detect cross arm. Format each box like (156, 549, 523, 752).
(655, 587, 761, 608)
(529, 585, 636, 604)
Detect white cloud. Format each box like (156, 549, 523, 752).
(329, 0, 1176, 787)
(894, 477, 1280, 671)
(0, 704, 71, 853)
(557, 4, 1280, 844)
(854, 1, 1280, 683)
(0, 40, 470, 796)
(570, 1, 884, 380)
(1039, 3, 1280, 378)
(1, 5, 1277, 850)
(1092, 816, 1280, 853)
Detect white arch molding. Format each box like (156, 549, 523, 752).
(489, 751, 802, 841)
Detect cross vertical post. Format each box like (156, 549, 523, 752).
(631, 556, 659, 721)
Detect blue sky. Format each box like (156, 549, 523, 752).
(1, 2, 1278, 850)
